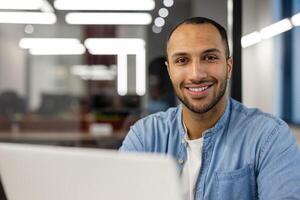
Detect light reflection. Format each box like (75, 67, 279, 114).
(66, 12, 152, 25)
(0, 12, 56, 24)
(54, 0, 155, 11)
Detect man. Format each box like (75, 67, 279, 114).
(120, 17, 300, 200)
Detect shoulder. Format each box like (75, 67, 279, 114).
(120, 106, 182, 152)
(227, 99, 298, 168)
(229, 98, 287, 131)
(133, 106, 180, 131)
(227, 98, 292, 151)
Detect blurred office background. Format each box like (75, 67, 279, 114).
(0, 0, 300, 198)
(0, 0, 299, 148)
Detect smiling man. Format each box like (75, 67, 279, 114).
(120, 17, 300, 200)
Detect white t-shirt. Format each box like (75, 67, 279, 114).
(181, 123, 203, 200)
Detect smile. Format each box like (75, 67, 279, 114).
(188, 86, 209, 92)
(184, 83, 214, 97)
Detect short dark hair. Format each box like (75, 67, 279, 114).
(167, 17, 230, 58)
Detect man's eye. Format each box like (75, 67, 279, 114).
(204, 55, 218, 62)
(175, 57, 188, 64)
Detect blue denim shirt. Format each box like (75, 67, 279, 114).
(120, 98, 300, 200)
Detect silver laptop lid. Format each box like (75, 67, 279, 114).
(0, 143, 183, 200)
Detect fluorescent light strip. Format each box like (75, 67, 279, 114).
(0, 0, 42, 10)
(19, 38, 85, 55)
(54, 0, 155, 11)
(136, 49, 146, 96)
(241, 15, 300, 48)
(241, 32, 262, 48)
(66, 13, 152, 25)
(85, 38, 146, 96)
(29, 46, 85, 55)
(260, 18, 292, 39)
(81, 76, 115, 81)
(20, 38, 82, 49)
(117, 54, 128, 96)
(84, 38, 145, 54)
(0, 12, 56, 24)
(291, 13, 300, 26)
(71, 65, 116, 81)
(40, 0, 55, 12)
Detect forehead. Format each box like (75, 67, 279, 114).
(167, 23, 225, 55)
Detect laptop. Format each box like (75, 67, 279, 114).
(0, 143, 183, 200)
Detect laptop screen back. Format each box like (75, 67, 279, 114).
(0, 143, 183, 200)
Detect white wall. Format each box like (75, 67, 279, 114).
(242, 0, 300, 141)
(0, 18, 85, 110)
(0, 25, 26, 96)
(242, 0, 277, 114)
(29, 22, 84, 110)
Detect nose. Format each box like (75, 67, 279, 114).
(189, 59, 207, 81)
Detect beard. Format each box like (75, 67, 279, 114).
(175, 76, 228, 114)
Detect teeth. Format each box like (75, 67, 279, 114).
(189, 86, 208, 92)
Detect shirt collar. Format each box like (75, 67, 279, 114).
(207, 97, 231, 136)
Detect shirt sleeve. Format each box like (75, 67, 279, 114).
(119, 125, 144, 152)
(257, 123, 300, 199)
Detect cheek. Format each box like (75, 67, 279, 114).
(208, 66, 228, 79)
(168, 69, 181, 84)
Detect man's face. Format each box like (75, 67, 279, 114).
(166, 23, 232, 114)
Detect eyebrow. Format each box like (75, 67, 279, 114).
(170, 52, 188, 59)
(170, 48, 222, 59)
(202, 48, 222, 54)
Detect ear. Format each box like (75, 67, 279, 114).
(165, 61, 170, 72)
(226, 57, 233, 79)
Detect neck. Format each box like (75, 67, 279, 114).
(182, 97, 227, 140)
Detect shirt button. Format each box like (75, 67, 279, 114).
(178, 159, 184, 164)
(181, 139, 186, 144)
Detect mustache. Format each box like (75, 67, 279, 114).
(180, 79, 216, 86)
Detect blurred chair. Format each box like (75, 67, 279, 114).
(0, 91, 26, 118)
(38, 93, 78, 117)
(148, 56, 176, 113)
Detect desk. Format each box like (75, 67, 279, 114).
(0, 132, 126, 149)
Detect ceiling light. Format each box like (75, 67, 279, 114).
(20, 38, 82, 49)
(154, 17, 165, 27)
(136, 50, 146, 96)
(117, 54, 128, 96)
(163, 0, 174, 7)
(84, 38, 146, 96)
(241, 14, 300, 48)
(152, 25, 162, 34)
(84, 38, 145, 54)
(117, 51, 146, 96)
(0, 12, 56, 24)
(260, 18, 292, 39)
(29, 47, 85, 55)
(19, 38, 85, 55)
(71, 65, 116, 81)
(66, 12, 152, 25)
(54, 0, 155, 11)
(291, 13, 300, 26)
(241, 32, 262, 48)
(40, 0, 55, 12)
(24, 25, 34, 34)
(0, 0, 42, 10)
(158, 8, 169, 18)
